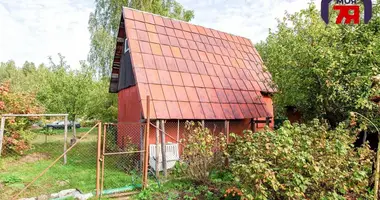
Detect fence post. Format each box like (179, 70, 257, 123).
(63, 115, 68, 164)
(155, 120, 160, 178)
(224, 120, 230, 167)
(140, 115, 144, 170)
(143, 96, 151, 188)
(96, 122, 102, 197)
(160, 120, 167, 178)
(251, 118, 256, 133)
(0, 116, 5, 157)
(100, 124, 107, 195)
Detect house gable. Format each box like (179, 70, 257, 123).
(110, 7, 275, 120)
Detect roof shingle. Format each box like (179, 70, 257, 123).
(111, 7, 275, 119)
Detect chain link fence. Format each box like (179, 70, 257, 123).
(0, 116, 100, 199)
(147, 120, 229, 179)
(100, 122, 145, 196)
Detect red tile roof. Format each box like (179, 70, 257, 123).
(111, 7, 274, 120)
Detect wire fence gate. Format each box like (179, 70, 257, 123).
(1, 120, 150, 199)
(98, 122, 148, 197)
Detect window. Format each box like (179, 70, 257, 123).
(124, 38, 129, 53)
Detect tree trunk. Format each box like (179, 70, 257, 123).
(73, 115, 77, 138)
(70, 115, 77, 146)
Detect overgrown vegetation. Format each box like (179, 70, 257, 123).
(228, 120, 374, 199)
(134, 120, 375, 199)
(179, 121, 226, 184)
(0, 81, 43, 155)
(256, 2, 380, 128)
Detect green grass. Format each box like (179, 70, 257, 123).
(0, 133, 140, 199)
(33, 127, 92, 135)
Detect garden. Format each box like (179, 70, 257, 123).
(129, 120, 376, 200)
(1, 1, 380, 199)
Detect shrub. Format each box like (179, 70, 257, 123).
(227, 120, 374, 199)
(0, 81, 44, 155)
(80, 120, 97, 127)
(179, 121, 227, 184)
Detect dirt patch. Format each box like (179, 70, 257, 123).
(13, 153, 51, 165)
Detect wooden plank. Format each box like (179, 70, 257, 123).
(104, 191, 140, 198)
(96, 122, 102, 197)
(266, 117, 270, 126)
(224, 120, 230, 167)
(104, 150, 145, 156)
(100, 124, 107, 195)
(155, 120, 160, 177)
(142, 96, 151, 188)
(160, 120, 167, 178)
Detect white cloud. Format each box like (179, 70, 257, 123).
(0, 0, 93, 68)
(177, 0, 319, 43)
(0, 0, 319, 68)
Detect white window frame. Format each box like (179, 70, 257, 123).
(124, 38, 130, 53)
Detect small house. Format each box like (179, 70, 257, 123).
(109, 7, 275, 151)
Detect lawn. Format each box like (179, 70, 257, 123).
(0, 128, 141, 199)
(33, 127, 93, 135)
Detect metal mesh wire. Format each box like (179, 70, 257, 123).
(147, 120, 229, 175)
(101, 123, 145, 192)
(0, 121, 99, 199)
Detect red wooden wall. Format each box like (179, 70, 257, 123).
(117, 87, 275, 150)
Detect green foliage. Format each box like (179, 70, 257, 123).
(0, 55, 118, 123)
(0, 61, 47, 93)
(180, 121, 226, 184)
(36, 57, 94, 123)
(135, 180, 222, 200)
(0, 82, 43, 155)
(256, 2, 380, 127)
(84, 78, 118, 122)
(136, 184, 162, 200)
(227, 120, 374, 199)
(88, 0, 194, 77)
(2, 175, 22, 185)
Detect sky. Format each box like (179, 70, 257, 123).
(0, 0, 319, 69)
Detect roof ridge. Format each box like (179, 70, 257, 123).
(122, 6, 254, 44)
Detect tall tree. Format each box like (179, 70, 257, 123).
(21, 61, 36, 76)
(37, 55, 94, 137)
(256, 2, 380, 127)
(0, 60, 43, 93)
(88, 0, 194, 78)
